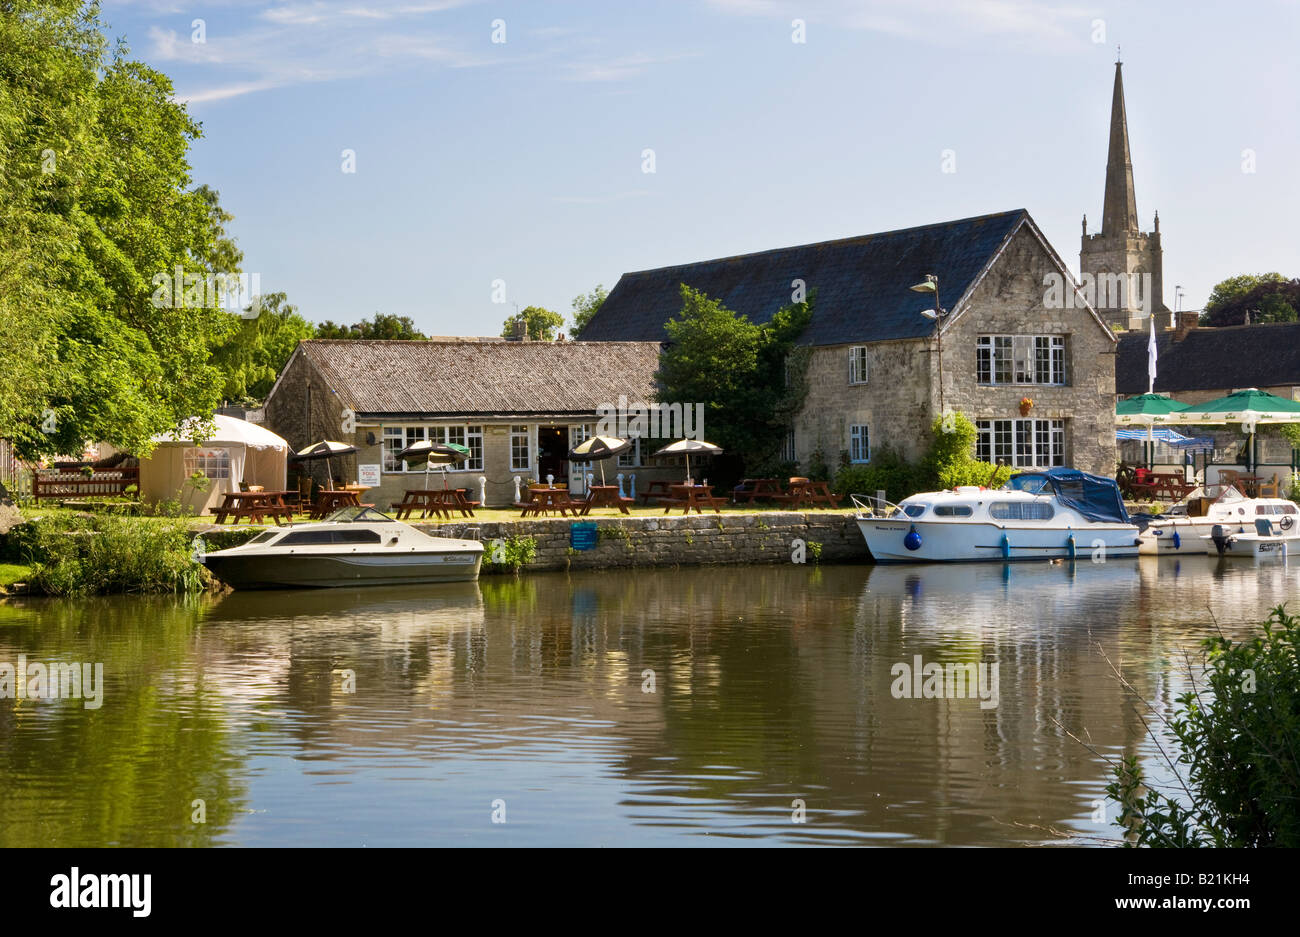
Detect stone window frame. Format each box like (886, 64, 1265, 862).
(780, 428, 796, 463)
(975, 418, 1065, 468)
(848, 346, 869, 385)
(976, 335, 1067, 386)
(849, 424, 870, 463)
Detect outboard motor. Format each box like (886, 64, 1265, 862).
(1210, 524, 1229, 556)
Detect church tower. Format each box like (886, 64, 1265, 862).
(1081, 60, 1167, 329)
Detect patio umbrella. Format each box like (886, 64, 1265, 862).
(1172, 388, 1300, 473)
(653, 438, 723, 483)
(567, 435, 630, 486)
(1116, 394, 1190, 470)
(398, 440, 470, 489)
(291, 440, 357, 489)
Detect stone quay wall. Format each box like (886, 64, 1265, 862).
(415, 512, 867, 573)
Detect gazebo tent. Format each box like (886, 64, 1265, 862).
(138, 414, 290, 514)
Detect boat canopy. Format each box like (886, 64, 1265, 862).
(1008, 467, 1131, 525)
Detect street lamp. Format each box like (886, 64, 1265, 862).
(911, 274, 949, 415)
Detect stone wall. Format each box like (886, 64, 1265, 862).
(942, 225, 1118, 477)
(417, 511, 866, 572)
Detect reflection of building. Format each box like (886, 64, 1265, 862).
(583, 211, 1119, 474)
(263, 339, 668, 506)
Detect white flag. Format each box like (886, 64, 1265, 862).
(1147, 313, 1158, 394)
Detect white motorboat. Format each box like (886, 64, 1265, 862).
(200, 506, 484, 590)
(1137, 485, 1298, 555)
(853, 468, 1141, 563)
(1203, 516, 1300, 560)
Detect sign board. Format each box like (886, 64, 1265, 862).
(569, 522, 598, 551)
(358, 464, 381, 487)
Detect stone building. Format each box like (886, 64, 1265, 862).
(579, 209, 1119, 476)
(1080, 60, 1170, 330)
(262, 338, 673, 507)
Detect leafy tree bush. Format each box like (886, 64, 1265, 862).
(316, 313, 426, 340)
(569, 285, 608, 339)
(832, 447, 922, 504)
(500, 306, 564, 341)
(1200, 272, 1298, 326)
(1108, 605, 1300, 847)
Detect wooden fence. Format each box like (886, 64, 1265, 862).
(32, 465, 140, 500)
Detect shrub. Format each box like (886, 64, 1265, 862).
(832, 446, 922, 504)
(489, 535, 537, 572)
(12, 515, 206, 596)
(1107, 605, 1300, 847)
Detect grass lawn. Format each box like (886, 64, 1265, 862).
(0, 563, 32, 587)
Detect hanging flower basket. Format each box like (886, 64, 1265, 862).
(1019, 397, 1035, 416)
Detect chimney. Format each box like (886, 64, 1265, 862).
(1173, 310, 1198, 342)
(510, 317, 529, 342)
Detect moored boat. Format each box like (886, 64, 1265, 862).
(1137, 485, 1298, 555)
(853, 467, 1141, 563)
(200, 506, 484, 590)
(1203, 516, 1300, 560)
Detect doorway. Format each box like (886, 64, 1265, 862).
(537, 427, 567, 485)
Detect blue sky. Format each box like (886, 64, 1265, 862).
(104, 0, 1300, 334)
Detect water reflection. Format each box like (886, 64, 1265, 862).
(0, 558, 1296, 845)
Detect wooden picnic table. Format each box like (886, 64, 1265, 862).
(311, 489, 362, 519)
(659, 484, 726, 515)
(574, 485, 633, 515)
(1131, 471, 1197, 501)
(773, 480, 841, 509)
(732, 478, 782, 503)
(638, 480, 675, 504)
(213, 490, 295, 525)
(518, 486, 580, 517)
(393, 488, 477, 520)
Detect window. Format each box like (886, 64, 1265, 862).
(976, 419, 1065, 468)
(618, 438, 640, 467)
(183, 447, 231, 480)
(848, 346, 869, 385)
(989, 501, 1056, 520)
(781, 428, 796, 463)
(382, 425, 482, 472)
(903, 504, 928, 518)
(850, 424, 870, 463)
(932, 505, 974, 517)
(279, 529, 382, 546)
(977, 335, 1065, 385)
(510, 426, 531, 471)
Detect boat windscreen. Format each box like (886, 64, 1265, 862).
(1042, 468, 1130, 524)
(323, 506, 396, 523)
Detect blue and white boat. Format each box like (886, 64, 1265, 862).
(853, 468, 1141, 563)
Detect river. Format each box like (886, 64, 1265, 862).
(0, 557, 1295, 846)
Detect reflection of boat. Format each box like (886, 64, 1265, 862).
(1204, 517, 1300, 560)
(201, 507, 483, 590)
(853, 469, 1140, 563)
(201, 579, 485, 623)
(1137, 486, 1298, 555)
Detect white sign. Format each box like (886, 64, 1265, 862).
(358, 464, 381, 487)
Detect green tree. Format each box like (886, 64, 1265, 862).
(501, 305, 564, 341)
(1201, 272, 1298, 326)
(210, 293, 316, 402)
(655, 285, 811, 469)
(569, 284, 608, 339)
(316, 313, 426, 340)
(0, 2, 240, 459)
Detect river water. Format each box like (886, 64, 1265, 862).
(1, 557, 1296, 846)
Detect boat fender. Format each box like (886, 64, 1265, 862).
(903, 525, 922, 552)
(1210, 524, 1228, 557)
(1066, 531, 1076, 559)
(1000, 533, 1011, 559)
(1171, 530, 1181, 551)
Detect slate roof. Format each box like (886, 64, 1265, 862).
(1117, 323, 1300, 395)
(579, 209, 1031, 346)
(292, 340, 661, 417)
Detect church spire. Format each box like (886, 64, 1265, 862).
(1102, 60, 1139, 236)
